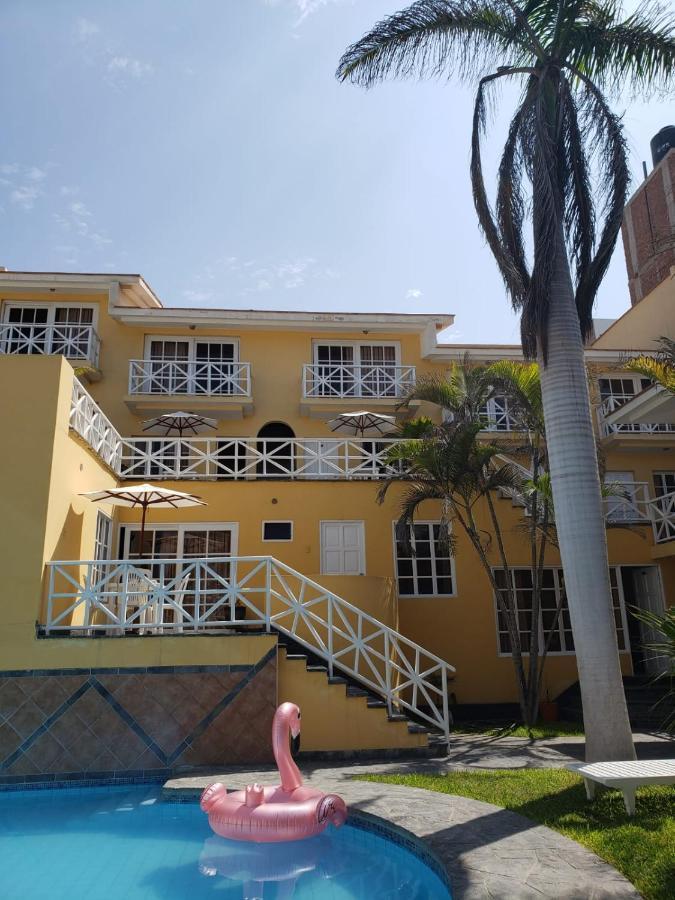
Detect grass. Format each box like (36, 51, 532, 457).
(359, 770, 675, 900)
(451, 720, 585, 739)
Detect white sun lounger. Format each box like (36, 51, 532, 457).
(567, 760, 675, 815)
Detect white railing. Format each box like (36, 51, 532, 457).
(70, 379, 123, 471)
(597, 395, 675, 437)
(647, 491, 675, 544)
(0, 323, 100, 367)
(302, 363, 416, 399)
(128, 359, 251, 397)
(603, 481, 652, 524)
(44, 556, 455, 738)
(119, 437, 405, 480)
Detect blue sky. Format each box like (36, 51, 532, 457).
(0, 1, 667, 342)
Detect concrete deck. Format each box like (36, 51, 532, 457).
(164, 757, 647, 899)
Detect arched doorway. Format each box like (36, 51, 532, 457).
(257, 422, 295, 477)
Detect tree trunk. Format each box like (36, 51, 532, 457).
(537, 227, 635, 763)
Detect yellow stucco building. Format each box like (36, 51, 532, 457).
(0, 256, 672, 784)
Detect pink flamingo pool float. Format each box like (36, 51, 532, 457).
(200, 702, 348, 843)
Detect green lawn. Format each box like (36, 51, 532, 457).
(451, 720, 585, 739)
(359, 770, 675, 900)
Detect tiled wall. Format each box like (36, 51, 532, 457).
(0, 649, 276, 786)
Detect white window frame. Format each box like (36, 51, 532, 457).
(311, 339, 401, 367)
(392, 520, 457, 599)
(118, 521, 239, 558)
(143, 335, 239, 361)
(262, 520, 294, 542)
(2, 301, 99, 330)
(653, 470, 675, 497)
(92, 511, 114, 582)
(493, 566, 631, 657)
(320, 520, 366, 576)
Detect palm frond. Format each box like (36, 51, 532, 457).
(336, 0, 530, 86)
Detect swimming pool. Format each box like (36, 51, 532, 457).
(0, 785, 451, 899)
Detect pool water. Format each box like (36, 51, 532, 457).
(0, 785, 451, 899)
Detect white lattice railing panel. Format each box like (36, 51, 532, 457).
(597, 395, 675, 437)
(119, 437, 406, 480)
(302, 363, 416, 399)
(0, 323, 100, 366)
(44, 555, 455, 737)
(128, 359, 251, 397)
(648, 491, 675, 544)
(70, 379, 123, 471)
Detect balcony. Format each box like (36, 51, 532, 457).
(119, 436, 405, 480)
(0, 323, 100, 370)
(301, 363, 415, 414)
(597, 395, 675, 448)
(126, 359, 253, 416)
(647, 491, 675, 555)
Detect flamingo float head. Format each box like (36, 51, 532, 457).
(277, 701, 301, 739)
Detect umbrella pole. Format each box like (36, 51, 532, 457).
(139, 502, 148, 561)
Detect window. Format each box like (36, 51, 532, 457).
(604, 471, 642, 522)
(494, 567, 628, 655)
(1, 304, 95, 358)
(394, 522, 455, 597)
(312, 342, 399, 397)
(653, 471, 675, 497)
(262, 521, 293, 542)
(145, 337, 238, 395)
(598, 375, 674, 433)
(92, 511, 113, 584)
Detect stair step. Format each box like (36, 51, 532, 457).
(388, 714, 408, 723)
(366, 699, 387, 709)
(327, 676, 348, 685)
(285, 653, 308, 661)
(407, 723, 429, 734)
(306, 665, 328, 673)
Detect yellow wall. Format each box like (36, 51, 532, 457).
(278, 650, 426, 751)
(592, 275, 675, 349)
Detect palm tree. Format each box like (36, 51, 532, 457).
(625, 336, 675, 394)
(337, 1, 675, 761)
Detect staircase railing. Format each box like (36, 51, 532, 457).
(44, 556, 455, 738)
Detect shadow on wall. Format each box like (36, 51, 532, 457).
(39, 505, 84, 623)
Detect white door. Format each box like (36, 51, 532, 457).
(631, 566, 668, 675)
(320, 521, 365, 575)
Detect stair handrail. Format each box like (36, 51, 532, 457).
(44, 555, 455, 739)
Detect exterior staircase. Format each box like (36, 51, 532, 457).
(557, 675, 675, 731)
(277, 633, 445, 759)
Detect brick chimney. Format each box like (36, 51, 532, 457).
(621, 141, 675, 305)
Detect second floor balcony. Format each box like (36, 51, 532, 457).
(302, 363, 416, 402)
(0, 322, 100, 369)
(126, 358, 253, 414)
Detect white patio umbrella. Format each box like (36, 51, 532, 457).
(142, 411, 218, 437)
(327, 410, 397, 438)
(80, 484, 206, 558)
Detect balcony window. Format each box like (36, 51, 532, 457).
(598, 375, 674, 433)
(1, 304, 98, 363)
(305, 341, 414, 399)
(129, 337, 249, 396)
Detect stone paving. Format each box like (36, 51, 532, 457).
(162, 730, 675, 899)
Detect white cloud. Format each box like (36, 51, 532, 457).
(75, 18, 100, 42)
(10, 185, 41, 210)
(0, 163, 20, 176)
(183, 289, 214, 304)
(107, 56, 153, 79)
(406, 288, 423, 300)
(265, 0, 349, 25)
(54, 198, 112, 247)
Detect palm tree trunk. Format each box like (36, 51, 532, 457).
(537, 226, 635, 763)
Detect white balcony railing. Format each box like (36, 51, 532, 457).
(70, 379, 123, 472)
(598, 395, 675, 437)
(119, 437, 405, 480)
(647, 491, 675, 544)
(603, 481, 652, 524)
(128, 359, 252, 397)
(302, 363, 416, 399)
(44, 555, 455, 738)
(0, 323, 100, 367)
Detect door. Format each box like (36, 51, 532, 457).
(359, 344, 397, 396)
(194, 341, 236, 394)
(149, 339, 190, 392)
(3, 305, 49, 353)
(629, 566, 668, 675)
(315, 344, 355, 396)
(320, 521, 365, 575)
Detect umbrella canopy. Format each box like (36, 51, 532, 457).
(328, 410, 397, 438)
(142, 411, 218, 437)
(80, 484, 206, 558)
